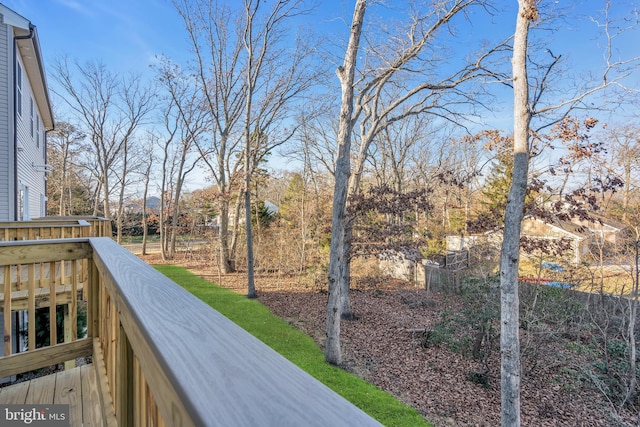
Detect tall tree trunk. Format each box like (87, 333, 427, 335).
(160, 148, 169, 261)
(326, 0, 366, 366)
(501, 2, 535, 425)
(622, 161, 631, 221)
(141, 146, 153, 255)
(92, 180, 101, 217)
(116, 140, 129, 244)
(218, 198, 235, 273)
(59, 144, 69, 215)
(101, 173, 111, 219)
(169, 176, 185, 259)
(629, 235, 639, 404)
(243, 1, 257, 299)
(340, 225, 354, 320)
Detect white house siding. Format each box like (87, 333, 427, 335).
(15, 46, 46, 220)
(0, 19, 11, 221)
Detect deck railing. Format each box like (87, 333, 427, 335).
(0, 237, 380, 426)
(0, 217, 112, 241)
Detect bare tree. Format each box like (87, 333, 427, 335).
(112, 77, 156, 243)
(46, 122, 87, 215)
(608, 124, 640, 220)
(325, 0, 366, 366)
(173, 0, 319, 289)
(173, 0, 249, 273)
(327, 0, 508, 363)
(240, 0, 318, 297)
(500, 1, 639, 424)
(140, 133, 156, 255)
(499, 2, 536, 425)
(52, 59, 155, 225)
(154, 58, 207, 260)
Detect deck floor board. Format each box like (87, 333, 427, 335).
(0, 364, 105, 426)
(25, 373, 56, 404)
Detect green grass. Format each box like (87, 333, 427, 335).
(119, 234, 161, 244)
(154, 265, 431, 427)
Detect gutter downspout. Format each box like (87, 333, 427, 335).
(44, 128, 52, 215)
(11, 25, 34, 356)
(13, 24, 34, 221)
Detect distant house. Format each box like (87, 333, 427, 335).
(519, 216, 592, 264)
(448, 216, 594, 265)
(571, 214, 627, 245)
(0, 4, 54, 221)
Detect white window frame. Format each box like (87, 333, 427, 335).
(16, 63, 22, 117)
(36, 114, 40, 148)
(30, 97, 34, 138)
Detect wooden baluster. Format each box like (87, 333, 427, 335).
(3, 265, 11, 356)
(49, 262, 57, 347)
(63, 260, 79, 370)
(28, 264, 35, 351)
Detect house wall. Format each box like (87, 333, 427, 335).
(15, 48, 46, 220)
(0, 19, 11, 221)
(0, 12, 48, 221)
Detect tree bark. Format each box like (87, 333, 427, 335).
(326, 0, 366, 366)
(141, 148, 152, 255)
(243, 0, 258, 299)
(501, 1, 535, 426)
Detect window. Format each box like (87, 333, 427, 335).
(30, 97, 34, 138)
(16, 63, 22, 116)
(36, 115, 40, 148)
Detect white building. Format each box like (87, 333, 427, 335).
(0, 3, 54, 221)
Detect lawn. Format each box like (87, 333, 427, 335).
(154, 264, 431, 427)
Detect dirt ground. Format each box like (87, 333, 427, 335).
(141, 252, 639, 427)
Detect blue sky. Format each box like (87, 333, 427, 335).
(2, 0, 189, 75)
(2, 0, 636, 120)
(1, 0, 637, 190)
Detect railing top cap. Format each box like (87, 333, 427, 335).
(89, 238, 380, 427)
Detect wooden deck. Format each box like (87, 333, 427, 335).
(0, 364, 114, 426)
(0, 237, 381, 427)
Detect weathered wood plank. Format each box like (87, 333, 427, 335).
(0, 338, 92, 378)
(15, 264, 21, 291)
(25, 371, 56, 404)
(54, 367, 82, 425)
(0, 380, 29, 404)
(80, 364, 104, 427)
(90, 237, 381, 427)
(0, 240, 92, 265)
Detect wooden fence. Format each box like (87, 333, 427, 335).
(0, 238, 380, 426)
